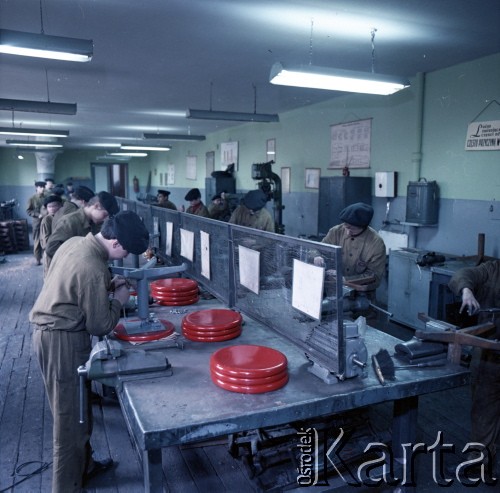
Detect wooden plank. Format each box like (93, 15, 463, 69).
(180, 446, 223, 492)
(162, 446, 198, 493)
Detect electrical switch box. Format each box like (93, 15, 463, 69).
(375, 171, 397, 197)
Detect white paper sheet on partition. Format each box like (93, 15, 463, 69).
(180, 228, 194, 261)
(292, 259, 324, 320)
(165, 222, 173, 256)
(238, 245, 260, 294)
(201, 231, 210, 280)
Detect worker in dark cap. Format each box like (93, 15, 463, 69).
(30, 210, 149, 492)
(229, 189, 275, 232)
(208, 192, 231, 221)
(156, 189, 177, 210)
(314, 202, 386, 293)
(52, 185, 95, 230)
(39, 195, 63, 276)
(26, 180, 48, 265)
(45, 191, 119, 267)
(184, 188, 210, 217)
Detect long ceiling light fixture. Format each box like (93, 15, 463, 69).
(120, 144, 171, 152)
(0, 127, 69, 138)
(0, 98, 77, 115)
(5, 139, 63, 148)
(143, 133, 206, 142)
(187, 109, 279, 123)
(108, 152, 148, 157)
(269, 62, 409, 95)
(0, 29, 93, 62)
(187, 82, 279, 123)
(270, 27, 409, 96)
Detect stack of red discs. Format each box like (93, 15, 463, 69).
(113, 318, 175, 343)
(182, 309, 242, 342)
(210, 345, 289, 394)
(150, 278, 199, 306)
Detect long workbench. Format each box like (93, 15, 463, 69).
(109, 298, 470, 492)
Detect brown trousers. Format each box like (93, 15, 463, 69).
(33, 328, 94, 493)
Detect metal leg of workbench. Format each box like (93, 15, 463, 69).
(392, 396, 418, 493)
(142, 448, 163, 493)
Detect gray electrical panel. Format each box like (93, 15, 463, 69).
(317, 176, 372, 236)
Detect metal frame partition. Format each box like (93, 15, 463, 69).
(116, 198, 346, 378)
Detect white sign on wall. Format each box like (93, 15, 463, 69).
(465, 120, 500, 151)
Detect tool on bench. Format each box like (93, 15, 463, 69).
(77, 337, 172, 423)
(415, 313, 500, 364)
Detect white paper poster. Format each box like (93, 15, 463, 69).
(292, 259, 324, 320)
(165, 221, 173, 257)
(465, 120, 500, 150)
(180, 228, 194, 261)
(330, 118, 371, 169)
(200, 230, 210, 280)
(238, 245, 260, 294)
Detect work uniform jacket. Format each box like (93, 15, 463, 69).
(229, 205, 275, 232)
(321, 224, 386, 288)
(40, 214, 55, 277)
(186, 202, 210, 217)
(44, 207, 100, 263)
(208, 200, 230, 221)
(52, 200, 78, 229)
(448, 259, 500, 334)
(156, 199, 177, 211)
(26, 191, 47, 261)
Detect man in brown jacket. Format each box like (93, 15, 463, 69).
(45, 191, 118, 266)
(229, 189, 275, 232)
(26, 180, 47, 265)
(30, 211, 149, 492)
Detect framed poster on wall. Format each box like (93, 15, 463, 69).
(266, 138, 276, 161)
(329, 118, 372, 169)
(305, 168, 320, 189)
(206, 151, 215, 175)
(220, 141, 238, 171)
(281, 167, 291, 193)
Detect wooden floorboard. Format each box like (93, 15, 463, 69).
(0, 250, 498, 492)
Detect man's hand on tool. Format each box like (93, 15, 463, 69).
(460, 287, 481, 315)
(113, 283, 130, 305)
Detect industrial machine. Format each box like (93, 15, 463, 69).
(251, 160, 285, 234)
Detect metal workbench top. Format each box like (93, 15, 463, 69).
(115, 299, 470, 453)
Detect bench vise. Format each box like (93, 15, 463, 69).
(77, 337, 171, 422)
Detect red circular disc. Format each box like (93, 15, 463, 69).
(150, 278, 198, 293)
(182, 309, 243, 331)
(182, 324, 242, 337)
(210, 367, 287, 385)
(211, 373, 289, 394)
(113, 319, 175, 342)
(210, 345, 288, 378)
(151, 289, 200, 301)
(182, 317, 241, 332)
(182, 329, 241, 342)
(156, 296, 199, 306)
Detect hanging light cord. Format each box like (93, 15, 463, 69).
(371, 28, 377, 73)
(39, 0, 45, 34)
(309, 18, 314, 66)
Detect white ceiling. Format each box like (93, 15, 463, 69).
(1, 0, 499, 152)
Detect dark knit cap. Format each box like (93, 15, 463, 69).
(242, 189, 267, 211)
(35, 181, 46, 187)
(52, 186, 65, 196)
(43, 194, 63, 206)
(97, 191, 119, 216)
(112, 211, 149, 255)
(339, 202, 373, 227)
(185, 188, 201, 201)
(157, 189, 170, 197)
(73, 186, 95, 202)
(211, 194, 221, 201)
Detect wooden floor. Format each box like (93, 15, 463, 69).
(0, 250, 498, 492)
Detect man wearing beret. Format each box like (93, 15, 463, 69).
(39, 194, 63, 276)
(26, 181, 48, 265)
(30, 211, 149, 492)
(208, 192, 231, 221)
(52, 185, 95, 229)
(45, 191, 119, 267)
(229, 189, 275, 232)
(156, 189, 177, 210)
(314, 202, 386, 296)
(184, 188, 210, 217)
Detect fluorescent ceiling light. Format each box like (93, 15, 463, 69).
(5, 139, 63, 148)
(0, 29, 93, 62)
(269, 62, 410, 95)
(0, 98, 77, 115)
(143, 133, 206, 141)
(108, 152, 148, 157)
(120, 144, 171, 151)
(0, 127, 69, 138)
(187, 108, 279, 123)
